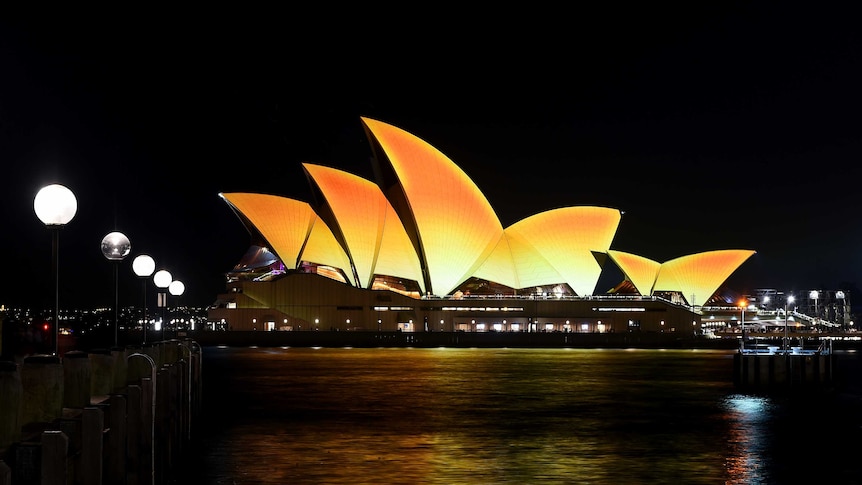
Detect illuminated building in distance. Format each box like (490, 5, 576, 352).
(208, 118, 755, 334)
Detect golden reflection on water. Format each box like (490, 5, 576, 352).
(177, 346, 859, 484)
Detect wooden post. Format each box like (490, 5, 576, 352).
(0, 361, 22, 450)
(126, 385, 142, 485)
(41, 430, 68, 485)
(0, 460, 11, 485)
(79, 406, 104, 485)
(63, 350, 91, 408)
(106, 394, 127, 484)
(21, 355, 63, 426)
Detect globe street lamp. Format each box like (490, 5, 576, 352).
(132, 254, 156, 344)
(34, 184, 77, 355)
(809, 290, 820, 327)
(101, 232, 131, 347)
(784, 295, 795, 353)
(153, 269, 172, 340)
(836, 291, 846, 331)
(738, 299, 747, 352)
(169, 280, 185, 332)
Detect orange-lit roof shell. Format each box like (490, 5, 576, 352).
(505, 207, 621, 296)
(606, 250, 661, 297)
(361, 117, 504, 296)
(302, 163, 425, 293)
(497, 229, 564, 290)
(219, 192, 353, 281)
(654, 250, 756, 307)
(470, 233, 521, 290)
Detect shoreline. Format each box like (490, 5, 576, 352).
(171, 330, 862, 351)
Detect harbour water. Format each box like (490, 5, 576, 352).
(173, 346, 862, 484)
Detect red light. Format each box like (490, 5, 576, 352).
(42, 323, 50, 331)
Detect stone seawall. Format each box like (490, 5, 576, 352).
(183, 330, 862, 354)
(185, 329, 742, 349)
(0, 339, 201, 485)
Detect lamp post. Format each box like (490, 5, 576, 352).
(836, 291, 846, 331)
(101, 232, 131, 348)
(739, 299, 747, 352)
(169, 280, 185, 332)
(809, 290, 819, 328)
(132, 254, 156, 344)
(784, 295, 795, 352)
(153, 269, 172, 341)
(34, 184, 78, 356)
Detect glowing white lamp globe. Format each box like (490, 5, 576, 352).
(132, 254, 156, 278)
(169, 280, 185, 297)
(101, 232, 131, 261)
(103, 231, 131, 347)
(34, 184, 78, 226)
(153, 269, 172, 289)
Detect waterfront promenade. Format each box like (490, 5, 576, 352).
(0, 339, 201, 485)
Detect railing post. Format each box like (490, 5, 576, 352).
(127, 352, 156, 485)
(21, 355, 63, 427)
(126, 385, 142, 485)
(178, 341, 193, 441)
(41, 430, 68, 485)
(80, 406, 104, 485)
(105, 393, 127, 484)
(0, 460, 10, 485)
(0, 361, 22, 451)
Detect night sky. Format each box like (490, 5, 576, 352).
(2, 4, 861, 310)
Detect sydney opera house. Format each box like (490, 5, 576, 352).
(207, 117, 755, 335)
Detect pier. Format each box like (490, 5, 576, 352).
(733, 338, 836, 392)
(0, 339, 201, 485)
